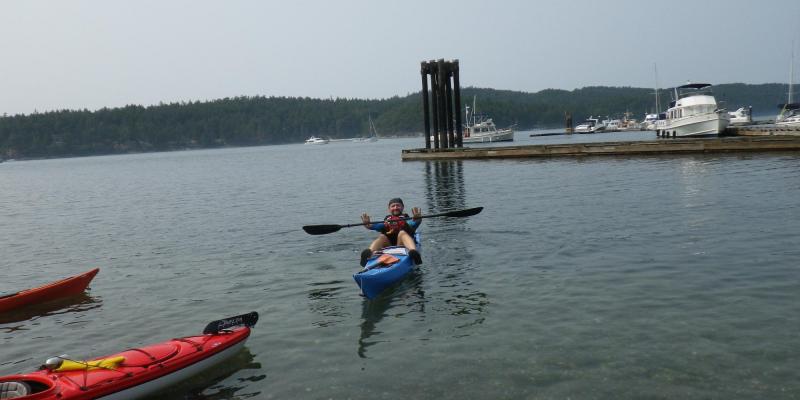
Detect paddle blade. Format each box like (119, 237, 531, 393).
(441, 206, 483, 218)
(203, 311, 259, 334)
(302, 224, 343, 235)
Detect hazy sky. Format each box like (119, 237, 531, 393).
(1, 0, 799, 115)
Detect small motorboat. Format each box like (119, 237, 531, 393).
(574, 116, 604, 133)
(304, 136, 329, 145)
(0, 312, 258, 400)
(728, 106, 753, 125)
(0, 268, 99, 313)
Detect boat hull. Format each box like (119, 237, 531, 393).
(463, 128, 514, 143)
(0, 326, 251, 400)
(0, 268, 99, 313)
(354, 235, 420, 299)
(660, 113, 729, 137)
(304, 136, 329, 144)
(776, 116, 800, 127)
(574, 126, 599, 134)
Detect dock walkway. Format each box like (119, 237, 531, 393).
(401, 136, 800, 161)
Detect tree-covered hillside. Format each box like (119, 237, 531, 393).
(0, 83, 788, 159)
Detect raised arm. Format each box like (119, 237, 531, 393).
(409, 207, 422, 228)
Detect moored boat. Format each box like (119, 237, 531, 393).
(304, 136, 329, 145)
(658, 83, 730, 137)
(0, 268, 99, 313)
(776, 45, 800, 127)
(643, 113, 659, 130)
(728, 106, 753, 125)
(776, 104, 800, 127)
(354, 234, 420, 299)
(602, 118, 621, 132)
(462, 118, 514, 143)
(0, 312, 258, 400)
(461, 97, 514, 143)
(618, 112, 641, 131)
(574, 116, 604, 133)
(353, 115, 380, 142)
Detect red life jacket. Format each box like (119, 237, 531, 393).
(382, 214, 408, 236)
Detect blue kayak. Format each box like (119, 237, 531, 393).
(353, 234, 421, 299)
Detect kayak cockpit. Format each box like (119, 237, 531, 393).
(0, 375, 57, 399)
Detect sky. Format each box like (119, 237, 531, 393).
(1, 0, 799, 116)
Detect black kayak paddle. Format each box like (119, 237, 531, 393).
(302, 206, 483, 235)
(203, 311, 260, 334)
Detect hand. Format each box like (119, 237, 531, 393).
(411, 207, 422, 221)
(361, 213, 371, 228)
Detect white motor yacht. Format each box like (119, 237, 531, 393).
(643, 114, 659, 130)
(728, 106, 753, 125)
(659, 83, 730, 137)
(304, 136, 329, 145)
(574, 116, 603, 133)
(603, 118, 621, 132)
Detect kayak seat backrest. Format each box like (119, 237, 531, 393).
(381, 247, 408, 256)
(0, 381, 30, 399)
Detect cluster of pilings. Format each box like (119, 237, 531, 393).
(421, 59, 462, 150)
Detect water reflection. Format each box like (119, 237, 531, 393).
(357, 271, 425, 358)
(424, 161, 466, 213)
(679, 157, 714, 203)
(443, 289, 489, 333)
(0, 293, 101, 327)
(423, 160, 489, 334)
(158, 347, 264, 400)
(306, 280, 350, 328)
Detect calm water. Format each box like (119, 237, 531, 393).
(2, 130, 800, 399)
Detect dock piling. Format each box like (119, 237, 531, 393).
(420, 59, 462, 150)
(565, 112, 573, 134)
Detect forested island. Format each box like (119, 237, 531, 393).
(0, 83, 787, 159)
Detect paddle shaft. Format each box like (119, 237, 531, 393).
(302, 207, 482, 235)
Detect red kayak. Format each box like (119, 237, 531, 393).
(0, 312, 258, 400)
(0, 268, 100, 313)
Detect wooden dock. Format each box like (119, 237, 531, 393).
(401, 136, 800, 161)
(725, 125, 800, 137)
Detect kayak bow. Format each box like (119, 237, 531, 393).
(0, 268, 99, 313)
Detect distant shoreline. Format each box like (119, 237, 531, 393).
(2, 84, 788, 160)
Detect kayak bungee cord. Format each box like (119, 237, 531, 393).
(44, 355, 126, 391)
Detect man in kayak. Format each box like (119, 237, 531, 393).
(360, 198, 422, 266)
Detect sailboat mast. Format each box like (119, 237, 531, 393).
(654, 63, 660, 113)
(472, 95, 477, 126)
(789, 42, 795, 105)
